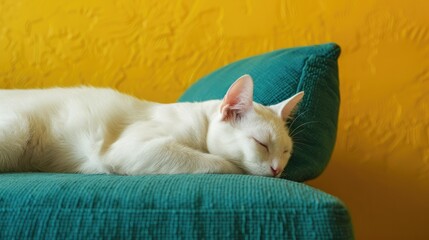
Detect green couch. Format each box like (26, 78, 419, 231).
(0, 43, 353, 239)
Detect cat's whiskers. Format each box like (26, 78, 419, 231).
(292, 145, 305, 152)
(290, 121, 319, 138)
(290, 129, 307, 138)
(293, 141, 314, 148)
(287, 109, 309, 129)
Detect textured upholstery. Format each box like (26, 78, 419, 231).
(179, 43, 341, 182)
(0, 173, 353, 239)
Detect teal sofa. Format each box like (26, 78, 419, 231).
(0, 43, 353, 239)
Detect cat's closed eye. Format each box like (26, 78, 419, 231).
(252, 137, 269, 152)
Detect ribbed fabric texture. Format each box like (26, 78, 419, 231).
(0, 173, 353, 239)
(178, 43, 341, 182)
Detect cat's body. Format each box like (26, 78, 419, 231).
(0, 75, 303, 177)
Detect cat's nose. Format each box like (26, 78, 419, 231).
(270, 166, 280, 176)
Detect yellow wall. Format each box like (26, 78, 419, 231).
(1, 0, 428, 239)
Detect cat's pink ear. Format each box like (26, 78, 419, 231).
(220, 74, 254, 121)
(270, 92, 304, 121)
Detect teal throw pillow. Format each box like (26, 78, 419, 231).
(178, 43, 341, 182)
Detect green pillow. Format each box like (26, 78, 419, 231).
(178, 43, 341, 182)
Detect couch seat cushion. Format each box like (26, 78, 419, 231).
(0, 173, 353, 239)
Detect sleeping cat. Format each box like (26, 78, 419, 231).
(0, 75, 303, 177)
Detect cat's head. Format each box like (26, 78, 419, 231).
(207, 75, 303, 177)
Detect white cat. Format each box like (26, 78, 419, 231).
(0, 75, 303, 177)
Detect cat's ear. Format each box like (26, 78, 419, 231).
(270, 92, 304, 121)
(220, 74, 254, 121)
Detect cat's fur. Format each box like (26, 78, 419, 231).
(0, 75, 303, 177)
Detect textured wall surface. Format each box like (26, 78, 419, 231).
(1, 0, 428, 239)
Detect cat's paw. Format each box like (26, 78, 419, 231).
(211, 157, 245, 174)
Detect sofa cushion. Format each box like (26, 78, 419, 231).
(178, 43, 341, 182)
(0, 173, 353, 239)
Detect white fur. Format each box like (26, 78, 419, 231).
(0, 75, 303, 177)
